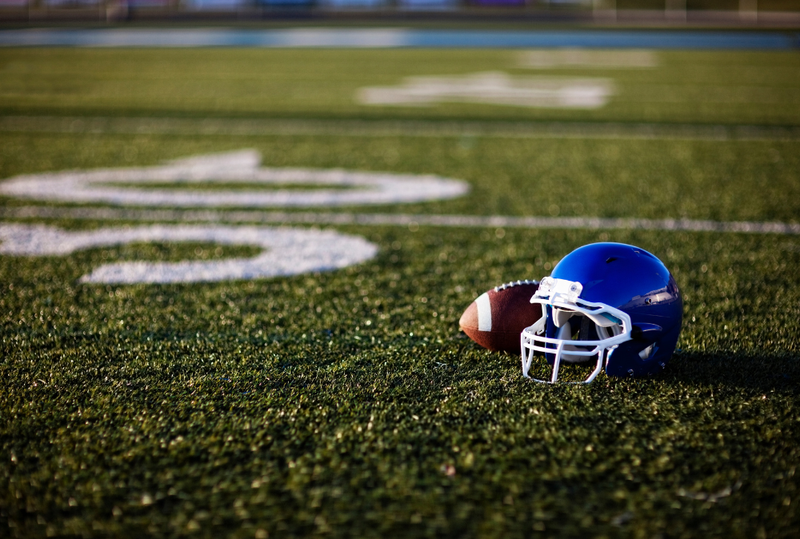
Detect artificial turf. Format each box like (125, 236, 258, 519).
(1, 48, 799, 125)
(3, 226, 799, 538)
(1, 45, 799, 537)
(2, 133, 799, 224)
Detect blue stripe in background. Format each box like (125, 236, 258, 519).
(405, 30, 799, 49)
(0, 28, 797, 49)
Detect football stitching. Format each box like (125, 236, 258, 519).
(494, 279, 539, 292)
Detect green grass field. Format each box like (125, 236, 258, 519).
(1, 43, 799, 538)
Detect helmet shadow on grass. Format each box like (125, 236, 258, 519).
(664, 350, 799, 393)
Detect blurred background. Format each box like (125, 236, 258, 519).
(0, 0, 798, 26)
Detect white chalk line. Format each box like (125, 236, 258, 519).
(2, 116, 799, 141)
(2, 206, 798, 235)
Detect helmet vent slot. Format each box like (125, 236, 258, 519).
(605, 257, 618, 263)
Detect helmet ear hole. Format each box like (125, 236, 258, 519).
(639, 344, 656, 359)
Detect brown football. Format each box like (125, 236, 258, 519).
(459, 280, 544, 354)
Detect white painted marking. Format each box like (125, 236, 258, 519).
(274, 28, 408, 48)
(3, 207, 798, 236)
(358, 72, 613, 109)
(476, 292, 492, 332)
(0, 223, 378, 284)
(0, 150, 469, 208)
(519, 49, 658, 69)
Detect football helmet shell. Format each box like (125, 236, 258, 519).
(521, 242, 683, 383)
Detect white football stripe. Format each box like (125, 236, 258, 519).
(476, 292, 492, 332)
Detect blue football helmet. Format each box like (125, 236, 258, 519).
(520, 242, 683, 383)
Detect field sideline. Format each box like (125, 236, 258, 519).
(1, 42, 799, 537)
